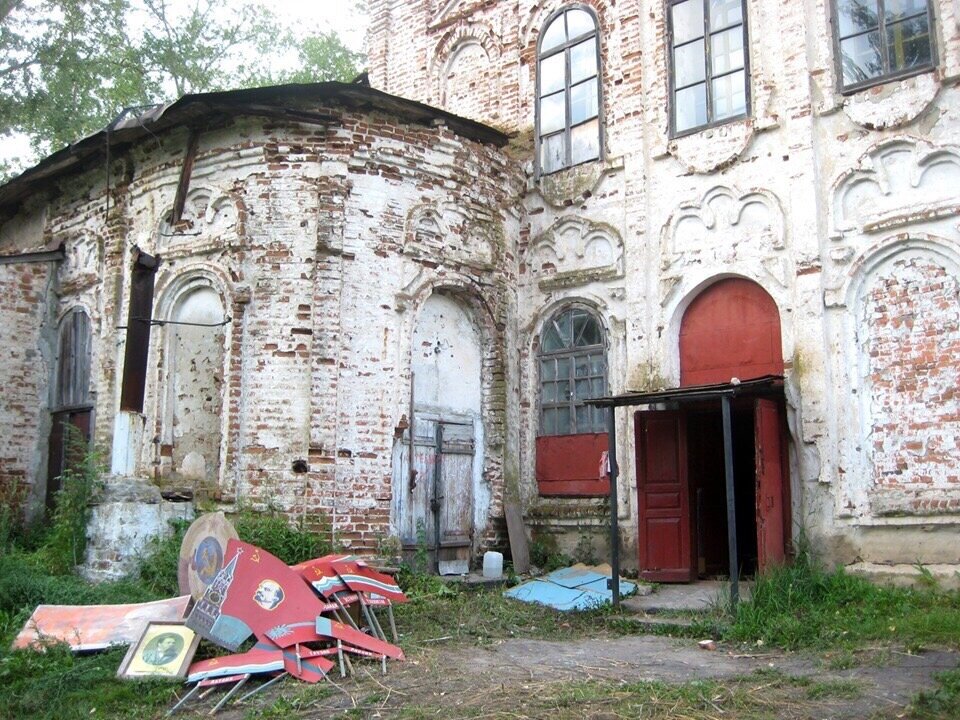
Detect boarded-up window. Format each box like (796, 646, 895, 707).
(54, 308, 92, 410)
(119, 251, 159, 413)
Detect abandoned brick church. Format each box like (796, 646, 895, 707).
(0, 0, 958, 585)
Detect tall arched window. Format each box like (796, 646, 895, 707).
(539, 306, 607, 435)
(536, 306, 609, 496)
(537, 7, 602, 174)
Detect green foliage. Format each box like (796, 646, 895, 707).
(282, 31, 363, 84)
(0, 643, 174, 720)
(0, 0, 362, 171)
(233, 508, 332, 566)
(910, 668, 960, 719)
(134, 517, 190, 597)
(529, 535, 572, 572)
(729, 551, 960, 650)
(39, 431, 103, 575)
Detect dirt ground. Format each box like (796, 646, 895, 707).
(205, 635, 959, 719)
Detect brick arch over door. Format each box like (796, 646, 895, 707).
(679, 278, 783, 387)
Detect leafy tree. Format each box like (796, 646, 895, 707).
(0, 0, 363, 171)
(283, 31, 364, 84)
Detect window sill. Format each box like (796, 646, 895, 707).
(838, 65, 936, 96)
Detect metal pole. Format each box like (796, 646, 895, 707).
(721, 395, 739, 610)
(606, 406, 620, 607)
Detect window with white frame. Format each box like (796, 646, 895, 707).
(833, 0, 935, 91)
(668, 0, 749, 136)
(537, 7, 602, 174)
(539, 307, 607, 435)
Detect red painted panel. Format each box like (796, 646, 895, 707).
(680, 278, 784, 387)
(536, 433, 610, 496)
(635, 411, 694, 583)
(755, 399, 787, 571)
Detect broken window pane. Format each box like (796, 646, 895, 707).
(571, 119, 601, 165)
(540, 131, 566, 174)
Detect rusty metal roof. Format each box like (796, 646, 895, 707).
(587, 375, 785, 408)
(0, 82, 511, 212)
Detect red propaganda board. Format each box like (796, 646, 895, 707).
(187, 540, 325, 650)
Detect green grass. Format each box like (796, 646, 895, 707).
(910, 668, 960, 719)
(729, 554, 960, 651)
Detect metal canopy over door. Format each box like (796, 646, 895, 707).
(402, 416, 475, 574)
(635, 410, 694, 582)
(754, 398, 786, 571)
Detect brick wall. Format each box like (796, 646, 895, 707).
(0, 261, 56, 517)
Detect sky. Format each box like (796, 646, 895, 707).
(1, 1, 369, 170)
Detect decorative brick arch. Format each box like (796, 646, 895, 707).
(429, 22, 502, 123)
(844, 238, 960, 517)
(679, 277, 784, 387)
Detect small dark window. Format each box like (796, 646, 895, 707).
(539, 307, 607, 435)
(833, 0, 934, 91)
(54, 308, 92, 410)
(537, 7, 602, 174)
(668, 0, 749, 136)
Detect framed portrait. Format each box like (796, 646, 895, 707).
(117, 621, 200, 680)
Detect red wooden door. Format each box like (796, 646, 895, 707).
(754, 399, 786, 571)
(635, 410, 694, 582)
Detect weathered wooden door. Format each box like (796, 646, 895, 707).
(754, 398, 786, 571)
(399, 416, 475, 573)
(46, 410, 92, 510)
(635, 410, 694, 582)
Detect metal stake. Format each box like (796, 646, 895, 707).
(166, 684, 200, 716)
(209, 674, 249, 715)
(722, 394, 740, 611)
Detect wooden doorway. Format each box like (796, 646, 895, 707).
(635, 279, 788, 582)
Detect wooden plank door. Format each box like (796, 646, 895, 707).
(436, 421, 474, 574)
(46, 410, 92, 510)
(399, 416, 438, 549)
(754, 399, 786, 571)
(635, 410, 694, 582)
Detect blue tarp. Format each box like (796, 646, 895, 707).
(504, 565, 637, 611)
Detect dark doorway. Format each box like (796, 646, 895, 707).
(688, 402, 758, 578)
(634, 385, 789, 583)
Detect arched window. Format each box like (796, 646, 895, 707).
(537, 7, 602, 174)
(539, 306, 607, 435)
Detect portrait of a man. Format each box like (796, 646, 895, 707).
(253, 579, 285, 611)
(141, 632, 183, 666)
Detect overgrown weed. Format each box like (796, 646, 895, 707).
(729, 551, 960, 651)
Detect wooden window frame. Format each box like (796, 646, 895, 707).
(831, 0, 937, 94)
(538, 307, 608, 436)
(536, 5, 604, 176)
(667, 0, 751, 138)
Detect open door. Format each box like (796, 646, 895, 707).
(635, 410, 694, 582)
(754, 399, 786, 571)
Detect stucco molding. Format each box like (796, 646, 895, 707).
(524, 216, 624, 290)
(156, 186, 245, 258)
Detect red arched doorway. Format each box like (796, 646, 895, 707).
(634, 278, 789, 583)
(680, 277, 783, 386)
